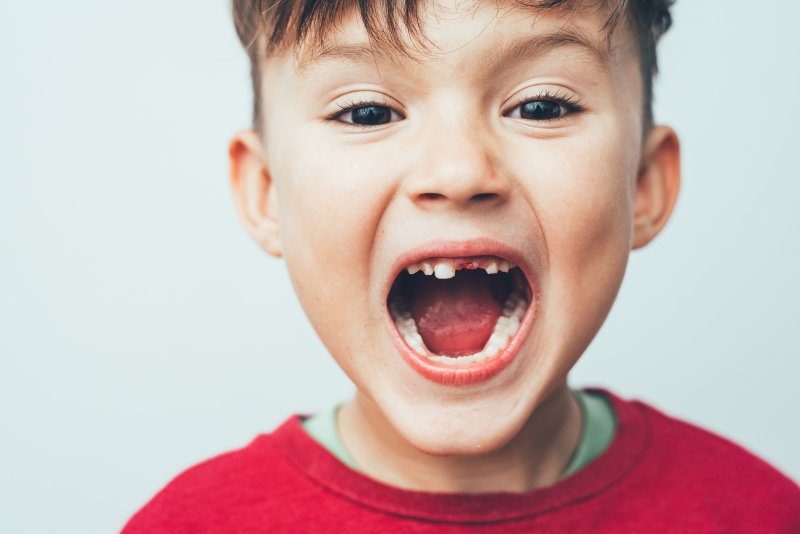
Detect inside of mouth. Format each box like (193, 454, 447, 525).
(388, 260, 529, 361)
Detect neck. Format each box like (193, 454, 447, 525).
(337, 383, 582, 493)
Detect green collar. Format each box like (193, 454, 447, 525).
(302, 389, 616, 478)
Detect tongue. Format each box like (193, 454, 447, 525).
(407, 270, 505, 356)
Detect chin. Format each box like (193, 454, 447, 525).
(376, 370, 560, 457)
(400, 411, 525, 457)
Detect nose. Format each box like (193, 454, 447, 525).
(405, 112, 511, 209)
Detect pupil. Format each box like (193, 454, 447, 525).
(521, 100, 562, 120)
(352, 106, 391, 125)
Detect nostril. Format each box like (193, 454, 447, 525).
(419, 193, 447, 201)
(417, 192, 499, 203)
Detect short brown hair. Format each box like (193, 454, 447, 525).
(232, 0, 674, 129)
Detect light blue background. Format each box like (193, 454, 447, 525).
(1, 1, 798, 532)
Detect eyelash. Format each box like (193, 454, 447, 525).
(325, 97, 402, 129)
(325, 90, 585, 129)
(505, 89, 585, 122)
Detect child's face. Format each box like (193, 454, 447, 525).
(232, 1, 679, 453)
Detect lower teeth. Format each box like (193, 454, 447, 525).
(389, 290, 528, 366)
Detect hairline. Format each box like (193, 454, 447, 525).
(237, 0, 667, 132)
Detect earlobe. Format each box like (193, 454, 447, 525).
(632, 125, 681, 249)
(229, 130, 283, 257)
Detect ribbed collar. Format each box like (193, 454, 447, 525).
(268, 389, 649, 524)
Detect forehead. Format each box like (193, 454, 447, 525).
(289, 0, 629, 76)
(257, 0, 644, 139)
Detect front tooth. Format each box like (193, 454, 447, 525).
(422, 263, 434, 276)
(485, 261, 499, 274)
(434, 261, 456, 279)
(498, 261, 510, 273)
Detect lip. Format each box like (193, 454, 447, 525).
(384, 237, 540, 386)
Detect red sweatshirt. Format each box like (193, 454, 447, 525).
(123, 391, 800, 532)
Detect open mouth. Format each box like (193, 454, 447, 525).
(387, 255, 533, 373)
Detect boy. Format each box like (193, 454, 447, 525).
(124, 0, 800, 531)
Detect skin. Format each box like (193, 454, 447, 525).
(229, 1, 680, 493)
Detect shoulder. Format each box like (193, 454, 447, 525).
(612, 393, 800, 528)
(121, 417, 313, 533)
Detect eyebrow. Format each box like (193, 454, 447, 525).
(297, 43, 398, 74)
(487, 29, 610, 71)
(297, 29, 609, 74)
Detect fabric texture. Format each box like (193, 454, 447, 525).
(301, 389, 615, 477)
(123, 389, 800, 533)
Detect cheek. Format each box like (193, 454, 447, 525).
(510, 126, 637, 319)
(516, 133, 633, 247)
(548, 145, 633, 264)
(270, 134, 397, 353)
(551, 153, 632, 322)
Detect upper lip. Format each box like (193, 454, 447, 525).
(384, 237, 537, 301)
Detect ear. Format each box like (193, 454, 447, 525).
(632, 125, 681, 249)
(229, 130, 283, 257)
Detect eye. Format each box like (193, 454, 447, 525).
(518, 100, 564, 120)
(327, 99, 404, 128)
(504, 90, 584, 123)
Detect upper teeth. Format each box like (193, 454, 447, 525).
(405, 258, 516, 277)
(433, 263, 455, 279)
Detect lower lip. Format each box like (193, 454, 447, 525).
(387, 293, 538, 386)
